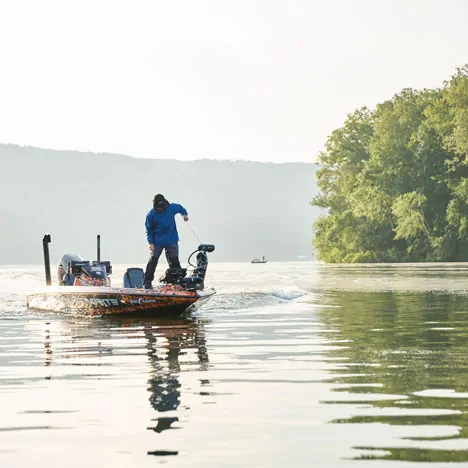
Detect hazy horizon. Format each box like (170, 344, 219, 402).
(0, 144, 319, 265)
(0, 142, 312, 165)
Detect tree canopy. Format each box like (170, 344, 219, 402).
(312, 65, 468, 262)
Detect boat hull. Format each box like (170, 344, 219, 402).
(26, 286, 215, 316)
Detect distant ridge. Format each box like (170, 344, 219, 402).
(0, 144, 319, 265)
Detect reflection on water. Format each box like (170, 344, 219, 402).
(315, 290, 468, 463)
(312, 262, 468, 293)
(1, 313, 211, 464)
(90, 317, 209, 459)
(138, 318, 209, 448)
(3, 262, 468, 466)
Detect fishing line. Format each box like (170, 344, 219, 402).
(185, 220, 203, 244)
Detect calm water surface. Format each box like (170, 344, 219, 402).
(2, 262, 468, 467)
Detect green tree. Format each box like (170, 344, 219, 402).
(312, 65, 468, 262)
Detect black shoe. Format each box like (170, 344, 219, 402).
(144, 283, 153, 290)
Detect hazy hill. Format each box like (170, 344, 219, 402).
(0, 144, 319, 267)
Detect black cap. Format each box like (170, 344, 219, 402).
(154, 193, 165, 207)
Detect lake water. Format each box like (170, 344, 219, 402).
(2, 262, 468, 467)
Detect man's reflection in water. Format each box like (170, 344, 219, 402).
(144, 318, 209, 412)
(118, 317, 210, 435)
(44, 322, 52, 367)
(42, 315, 210, 444)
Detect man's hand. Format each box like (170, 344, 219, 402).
(149, 244, 155, 253)
(183, 216, 189, 222)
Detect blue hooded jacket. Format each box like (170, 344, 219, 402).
(145, 202, 188, 247)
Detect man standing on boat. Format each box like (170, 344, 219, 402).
(143, 193, 189, 289)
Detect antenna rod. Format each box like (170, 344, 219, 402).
(42, 234, 52, 286)
(97, 234, 101, 262)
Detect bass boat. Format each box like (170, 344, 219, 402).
(26, 234, 216, 316)
(251, 256, 267, 264)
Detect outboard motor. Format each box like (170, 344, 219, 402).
(58, 254, 112, 287)
(58, 254, 84, 285)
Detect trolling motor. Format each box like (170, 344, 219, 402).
(160, 244, 215, 291)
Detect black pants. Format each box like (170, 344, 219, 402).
(144, 243, 181, 287)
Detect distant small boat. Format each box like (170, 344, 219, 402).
(251, 256, 268, 264)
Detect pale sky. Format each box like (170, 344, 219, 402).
(0, 0, 467, 163)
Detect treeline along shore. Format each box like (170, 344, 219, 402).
(312, 65, 468, 263)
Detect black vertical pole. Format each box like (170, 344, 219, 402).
(43, 234, 52, 286)
(97, 234, 101, 262)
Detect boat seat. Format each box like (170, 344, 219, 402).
(123, 268, 145, 288)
